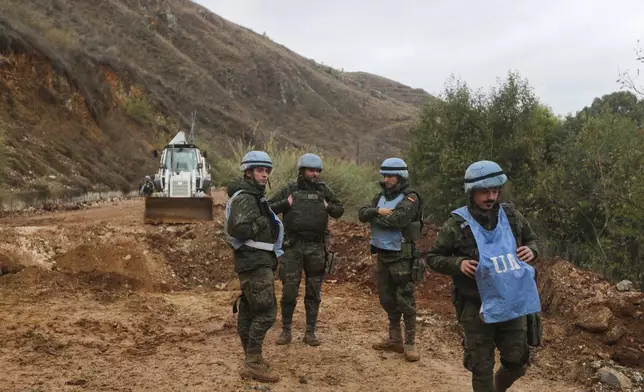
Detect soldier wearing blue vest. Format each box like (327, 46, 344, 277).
(358, 157, 425, 362)
(269, 153, 345, 347)
(427, 160, 541, 392)
(225, 151, 284, 383)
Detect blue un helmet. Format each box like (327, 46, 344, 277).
(463, 160, 507, 193)
(297, 153, 323, 171)
(379, 157, 409, 179)
(240, 151, 273, 171)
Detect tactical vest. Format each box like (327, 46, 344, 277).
(283, 186, 328, 238)
(370, 193, 405, 251)
(225, 190, 284, 258)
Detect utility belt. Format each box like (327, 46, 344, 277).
(285, 231, 326, 244)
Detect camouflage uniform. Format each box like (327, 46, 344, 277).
(269, 176, 344, 343)
(427, 201, 539, 392)
(358, 181, 421, 356)
(139, 178, 154, 196)
(226, 177, 280, 367)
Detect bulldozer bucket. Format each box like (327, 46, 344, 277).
(144, 196, 213, 224)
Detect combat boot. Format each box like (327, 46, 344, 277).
(275, 326, 292, 345)
(403, 320, 419, 361)
(372, 327, 404, 353)
(303, 331, 320, 346)
(404, 344, 420, 362)
(493, 365, 526, 392)
(240, 354, 280, 383)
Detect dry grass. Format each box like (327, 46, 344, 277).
(212, 135, 381, 217)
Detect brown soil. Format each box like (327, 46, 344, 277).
(0, 191, 640, 391)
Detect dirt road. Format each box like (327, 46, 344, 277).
(0, 193, 612, 391)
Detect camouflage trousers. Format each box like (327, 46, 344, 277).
(237, 266, 277, 361)
(375, 254, 416, 344)
(279, 241, 326, 332)
(459, 299, 529, 392)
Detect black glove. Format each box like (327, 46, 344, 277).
(411, 258, 426, 282)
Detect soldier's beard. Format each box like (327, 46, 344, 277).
(479, 199, 497, 210)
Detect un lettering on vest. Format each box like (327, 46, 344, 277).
(489, 253, 522, 274)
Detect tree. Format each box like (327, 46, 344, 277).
(536, 106, 644, 281)
(407, 72, 558, 221)
(618, 40, 644, 97)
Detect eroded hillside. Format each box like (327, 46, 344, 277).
(0, 0, 433, 193)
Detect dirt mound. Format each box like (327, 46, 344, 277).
(144, 217, 237, 289)
(327, 219, 374, 287)
(53, 238, 175, 292)
(536, 258, 644, 370)
(0, 266, 73, 292)
(0, 200, 238, 293)
(0, 226, 65, 269)
(0, 250, 25, 275)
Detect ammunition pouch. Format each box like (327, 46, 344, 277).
(402, 221, 422, 242)
(401, 241, 419, 259)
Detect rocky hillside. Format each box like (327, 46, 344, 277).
(345, 72, 432, 108)
(0, 0, 433, 194)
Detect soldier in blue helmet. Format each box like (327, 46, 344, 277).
(358, 157, 425, 362)
(269, 153, 344, 346)
(427, 160, 541, 392)
(225, 150, 284, 383)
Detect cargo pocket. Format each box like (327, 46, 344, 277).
(389, 259, 412, 285)
(243, 280, 275, 313)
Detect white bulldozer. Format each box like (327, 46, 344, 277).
(144, 112, 213, 224)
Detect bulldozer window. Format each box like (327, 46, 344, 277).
(164, 148, 198, 171)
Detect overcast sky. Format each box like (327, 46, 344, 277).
(195, 0, 644, 115)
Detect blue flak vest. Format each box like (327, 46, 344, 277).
(225, 190, 284, 258)
(452, 205, 541, 323)
(370, 193, 405, 251)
